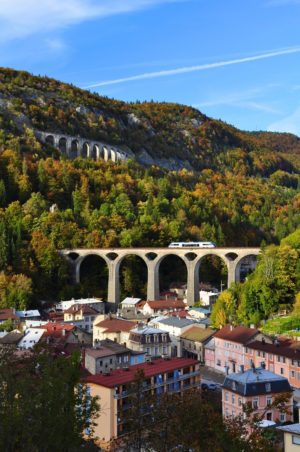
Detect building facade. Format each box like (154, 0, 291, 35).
(222, 365, 293, 424)
(84, 357, 200, 449)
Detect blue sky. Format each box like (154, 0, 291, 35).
(1, 0, 300, 134)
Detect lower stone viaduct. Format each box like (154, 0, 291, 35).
(35, 130, 129, 163)
(60, 247, 260, 306)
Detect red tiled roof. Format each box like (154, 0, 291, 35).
(145, 300, 186, 310)
(214, 325, 259, 344)
(247, 339, 300, 360)
(83, 357, 198, 388)
(37, 322, 76, 332)
(169, 310, 189, 318)
(94, 318, 135, 332)
(0, 309, 19, 322)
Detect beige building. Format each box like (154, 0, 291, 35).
(128, 324, 171, 357)
(278, 424, 300, 451)
(93, 317, 135, 346)
(84, 357, 200, 450)
(181, 326, 215, 362)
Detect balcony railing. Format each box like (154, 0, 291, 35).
(114, 370, 201, 399)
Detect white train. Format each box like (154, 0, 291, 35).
(168, 241, 217, 248)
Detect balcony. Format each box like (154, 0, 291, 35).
(114, 369, 200, 399)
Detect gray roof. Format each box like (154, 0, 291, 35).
(157, 317, 196, 328)
(86, 339, 131, 358)
(277, 423, 300, 434)
(223, 367, 292, 396)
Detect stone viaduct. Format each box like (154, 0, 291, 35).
(60, 247, 260, 306)
(35, 130, 129, 163)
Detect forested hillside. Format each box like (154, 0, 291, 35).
(0, 67, 300, 307)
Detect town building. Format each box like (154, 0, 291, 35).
(56, 297, 105, 313)
(93, 317, 135, 346)
(213, 325, 265, 374)
(63, 303, 99, 333)
(0, 308, 20, 329)
(244, 337, 300, 389)
(199, 290, 219, 307)
(188, 307, 211, 319)
(204, 336, 216, 368)
(16, 310, 41, 322)
(0, 331, 24, 349)
(85, 339, 145, 375)
(84, 357, 200, 449)
(181, 326, 215, 362)
(128, 324, 171, 358)
(150, 316, 204, 357)
(222, 364, 293, 424)
(17, 323, 92, 351)
(277, 424, 300, 451)
(141, 299, 187, 317)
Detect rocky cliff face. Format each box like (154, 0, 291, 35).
(1, 67, 300, 174)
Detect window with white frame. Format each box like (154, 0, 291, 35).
(265, 383, 271, 392)
(266, 396, 272, 406)
(225, 392, 229, 402)
(280, 413, 286, 422)
(252, 399, 258, 409)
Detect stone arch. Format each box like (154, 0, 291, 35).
(58, 137, 67, 154)
(195, 253, 228, 292)
(117, 253, 149, 299)
(145, 252, 158, 261)
(103, 146, 110, 161)
(184, 252, 197, 261)
(235, 254, 258, 283)
(82, 142, 89, 158)
(67, 252, 79, 261)
(45, 135, 55, 146)
(70, 139, 79, 159)
(156, 253, 188, 298)
(110, 148, 117, 163)
(90, 144, 98, 160)
(106, 252, 119, 261)
(76, 253, 109, 299)
(225, 252, 239, 261)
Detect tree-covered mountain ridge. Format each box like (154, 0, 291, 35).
(1, 66, 300, 174)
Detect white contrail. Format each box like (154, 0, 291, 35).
(85, 47, 300, 88)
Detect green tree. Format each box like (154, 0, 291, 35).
(0, 347, 100, 451)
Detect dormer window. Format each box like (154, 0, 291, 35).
(232, 382, 236, 391)
(265, 383, 271, 392)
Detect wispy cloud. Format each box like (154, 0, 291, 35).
(196, 86, 280, 114)
(84, 47, 300, 88)
(268, 107, 300, 135)
(0, 0, 185, 42)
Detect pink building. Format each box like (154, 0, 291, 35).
(244, 337, 300, 389)
(222, 364, 293, 424)
(213, 325, 263, 374)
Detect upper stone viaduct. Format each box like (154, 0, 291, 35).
(35, 130, 129, 163)
(60, 247, 260, 306)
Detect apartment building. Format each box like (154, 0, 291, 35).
(222, 364, 293, 424)
(84, 357, 200, 449)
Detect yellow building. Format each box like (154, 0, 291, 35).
(84, 357, 200, 450)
